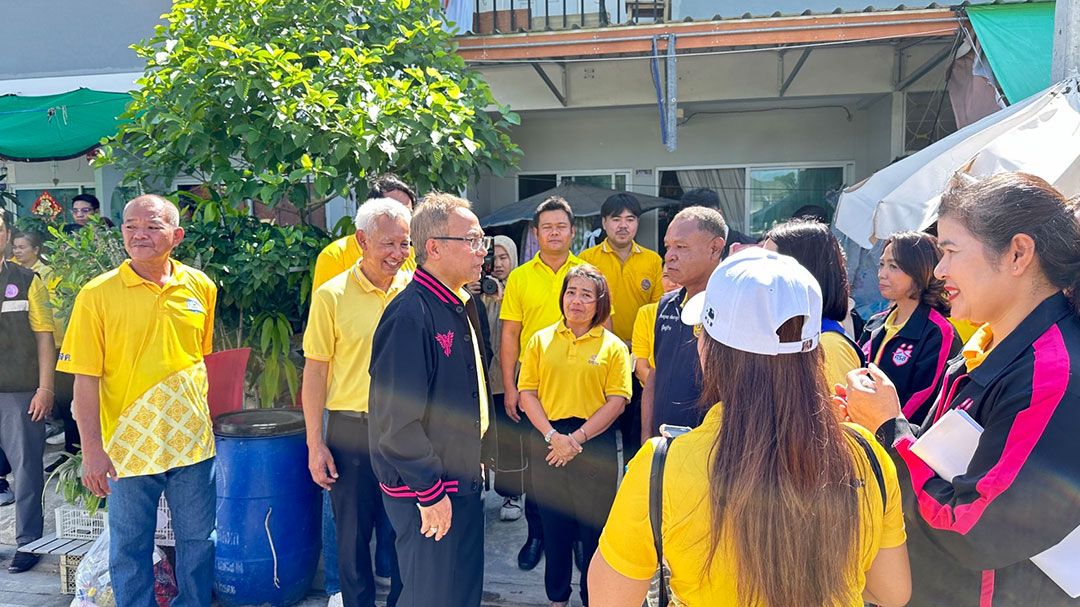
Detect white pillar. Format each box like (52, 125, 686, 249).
(1052, 0, 1080, 81)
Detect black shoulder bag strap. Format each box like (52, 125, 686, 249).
(649, 436, 673, 606)
(845, 427, 887, 514)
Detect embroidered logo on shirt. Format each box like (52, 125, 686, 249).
(588, 354, 600, 366)
(892, 343, 914, 366)
(185, 298, 205, 314)
(4, 283, 17, 298)
(641, 278, 652, 292)
(435, 331, 454, 357)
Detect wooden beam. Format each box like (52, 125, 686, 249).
(456, 10, 962, 61)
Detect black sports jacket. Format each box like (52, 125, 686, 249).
(875, 293, 1080, 606)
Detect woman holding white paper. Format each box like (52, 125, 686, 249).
(841, 172, 1080, 607)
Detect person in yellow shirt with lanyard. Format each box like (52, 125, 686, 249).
(499, 196, 585, 570)
(518, 265, 632, 607)
(312, 175, 418, 290)
(579, 193, 663, 457)
(591, 247, 911, 607)
(59, 195, 217, 605)
(0, 211, 56, 573)
(302, 199, 411, 607)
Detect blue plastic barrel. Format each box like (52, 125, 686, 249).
(213, 409, 319, 607)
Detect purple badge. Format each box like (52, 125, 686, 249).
(4, 284, 17, 298)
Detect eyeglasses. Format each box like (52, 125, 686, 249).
(432, 235, 492, 254)
(72, 207, 94, 215)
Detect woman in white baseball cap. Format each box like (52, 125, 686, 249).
(589, 247, 911, 607)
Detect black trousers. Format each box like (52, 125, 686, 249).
(530, 418, 618, 605)
(383, 492, 484, 607)
(54, 370, 80, 455)
(618, 381, 644, 460)
(326, 412, 402, 607)
(492, 393, 543, 541)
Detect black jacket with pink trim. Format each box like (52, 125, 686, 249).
(876, 293, 1080, 607)
(368, 267, 497, 507)
(860, 302, 962, 426)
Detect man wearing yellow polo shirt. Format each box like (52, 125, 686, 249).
(499, 195, 583, 570)
(0, 209, 55, 574)
(60, 195, 217, 607)
(579, 193, 663, 456)
(302, 199, 410, 607)
(312, 175, 418, 290)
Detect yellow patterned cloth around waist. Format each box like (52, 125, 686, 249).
(106, 362, 216, 478)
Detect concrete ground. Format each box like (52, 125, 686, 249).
(0, 444, 588, 607)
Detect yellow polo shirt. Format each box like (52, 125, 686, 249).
(822, 331, 863, 395)
(599, 406, 906, 605)
(872, 309, 906, 366)
(631, 302, 658, 370)
(500, 253, 585, 361)
(579, 240, 664, 343)
(461, 289, 490, 437)
(313, 234, 416, 291)
(303, 265, 410, 412)
(57, 259, 217, 478)
(518, 322, 632, 421)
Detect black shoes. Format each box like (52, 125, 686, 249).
(517, 537, 543, 571)
(8, 551, 40, 573)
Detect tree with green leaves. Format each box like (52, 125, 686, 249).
(100, 0, 520, 221)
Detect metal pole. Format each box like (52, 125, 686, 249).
(1052, 0, 1080, 80)
(665, 34, 678, 152)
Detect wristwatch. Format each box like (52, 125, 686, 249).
(543, 428, 557, 443)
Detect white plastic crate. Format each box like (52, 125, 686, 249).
(55, 494, 174, 545)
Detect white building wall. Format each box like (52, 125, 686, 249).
(476, 99, 894, 214)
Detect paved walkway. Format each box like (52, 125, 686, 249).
(0, 445, 576, 606)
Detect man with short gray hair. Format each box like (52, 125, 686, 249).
(368, 192, 496, 607)
(641, 206, 727, 439)
(302, 198, 411, 607)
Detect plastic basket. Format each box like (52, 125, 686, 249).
(55, 495, 174, 545)
(55, 504, 106, 541)
(60, 553, 81, 594)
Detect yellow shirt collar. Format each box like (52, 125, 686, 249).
(528, 252, 581, 274)
(351, 263, 409, 295)
(962, 323, 994, 372)
(556, 321, 605, 341)
(599, 240, 644, 255)
(118, 258, 185, 288)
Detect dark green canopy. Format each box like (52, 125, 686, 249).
(0, 88, 130, 161)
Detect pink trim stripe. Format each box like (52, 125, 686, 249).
(413, 270, 460, 305)
(379, 480, 460, 499)
(902, 309, 956, 418)
(897, 325, 1070, 534)
(980, 570, 995, 607)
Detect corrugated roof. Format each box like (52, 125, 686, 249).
(670, 0, 1039, 20)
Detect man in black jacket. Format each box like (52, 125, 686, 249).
(368, 193, 496, 607)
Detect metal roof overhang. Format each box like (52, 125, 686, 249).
(455, 9, 963, 62)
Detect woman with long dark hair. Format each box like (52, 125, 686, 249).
(518, 264, 632, 607)
(860, 231, 962, 425)
(844, 172, 1080, 606)
(763, 219, 864, 394)
(590, 247, 911, 607)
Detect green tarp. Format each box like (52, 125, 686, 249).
(967, 3, 1055, 104)
(0, 88, 130, 161)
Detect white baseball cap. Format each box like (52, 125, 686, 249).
(681, 247, 823, 355)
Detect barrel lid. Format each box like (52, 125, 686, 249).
(213, 409, 306, 438)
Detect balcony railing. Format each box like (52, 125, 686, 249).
(471, 0, 668, 34)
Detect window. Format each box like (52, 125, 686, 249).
(905, 90, 957, 153)
(517, 171, 630, 200)
(748, 166, 844, 236)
